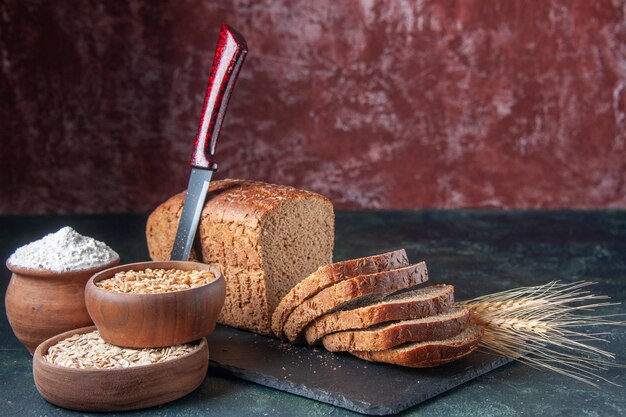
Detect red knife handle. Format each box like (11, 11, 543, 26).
(191, 24, 248, 170)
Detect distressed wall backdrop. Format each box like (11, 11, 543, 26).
(1, 0, 625, 213)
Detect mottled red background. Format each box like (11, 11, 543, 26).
(1, 0, 625, 213)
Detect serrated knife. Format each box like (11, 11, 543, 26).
(170, 24, 248, 261)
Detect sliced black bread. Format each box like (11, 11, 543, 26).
(283, 262, 429, 344)
(271, 249, 409, 339)
(321, 306, 470, 352)
(350, 324, 483, 368)
(304, 284, 454, 345)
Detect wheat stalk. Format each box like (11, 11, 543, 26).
(458, 281, 626, 387)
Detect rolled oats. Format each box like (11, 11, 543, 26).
(44, 331, 198, 369)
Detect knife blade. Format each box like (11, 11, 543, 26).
(170, 24, 248, 261)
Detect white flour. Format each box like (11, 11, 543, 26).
(8, 227, 119, 272)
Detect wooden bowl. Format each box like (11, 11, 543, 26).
(85, 261, 225, 348)
(33, 326, 208, 412)
(5, 258, 120, 353)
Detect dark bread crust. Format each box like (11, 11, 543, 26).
(146, 179, 334, 336)
(304, 284, 454, 345)
(271, 250, 409, 339)
(283, 262, 429, 344)
(321, 306, 470, 352)
(350, 324, 483, 368)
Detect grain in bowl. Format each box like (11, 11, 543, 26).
(44, 330, 198, 369)
(85, 261, 225, 347)
(95, 268, 216, 294)
(33, 325, 210, 412)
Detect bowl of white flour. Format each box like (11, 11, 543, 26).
(5, 227, 120, 353)
(7, 226, 119, 273)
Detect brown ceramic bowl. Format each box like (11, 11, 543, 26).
(85, 261, 225, 348)
(33, 326, 209, 412)
(5, 258, 120, 353)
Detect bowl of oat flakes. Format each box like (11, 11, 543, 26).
(33, 325, 209, 411)
(85, 261, 225, 348)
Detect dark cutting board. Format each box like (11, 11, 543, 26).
(207, 325, 513, 415)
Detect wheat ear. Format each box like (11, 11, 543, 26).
(458, 281, 626, 387)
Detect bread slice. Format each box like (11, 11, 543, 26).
(321, 306, 470, 352)
(271, 249, 409, 339)
(283, 262, 429, 344)
(304, 284, 454, 345)
(146, 179, 334, 336)
(350, 324, 483, 367)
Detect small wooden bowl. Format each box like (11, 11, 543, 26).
(5, 258, 120, 353)
(85, 261, 225, 348)
(33, 326, 208, 412)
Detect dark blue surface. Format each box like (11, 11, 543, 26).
(1, 211, 625, 416)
